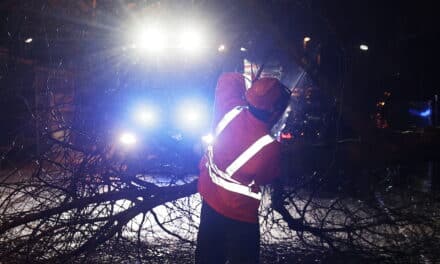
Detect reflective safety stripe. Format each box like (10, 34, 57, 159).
(205, 106, 274, 201)
(225, 134, 274, 176)
(215, 106, 246, 136)
(206, 146, 241, 185)
(207, 165, 262, 200)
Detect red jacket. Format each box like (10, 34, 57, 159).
(198, 73, 282, 223)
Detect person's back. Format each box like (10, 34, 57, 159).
(196, 72, 289, 264)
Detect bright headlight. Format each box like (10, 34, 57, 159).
(133, 25, 166, 52)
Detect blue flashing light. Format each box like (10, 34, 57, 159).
(176, 99, 209, 132)
(135, 107, 157, 127)
(409, 108, 432, 118)
(420, 108, 431, 117)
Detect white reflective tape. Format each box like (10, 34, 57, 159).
(207, 146, 240, 184)
(211, 163, 241, 184)
(215, 106, 245, 137)
(208, 166, 262, 200)
(225, 134, 274, 176)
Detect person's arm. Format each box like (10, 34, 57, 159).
(212, 73, 247, 126)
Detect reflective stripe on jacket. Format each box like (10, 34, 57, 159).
(206, 106, 275, 200)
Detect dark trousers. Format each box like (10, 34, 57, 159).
(195, 201, 260, 264)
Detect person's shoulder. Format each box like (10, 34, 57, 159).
(268, 138, 282, 150)
(254, 136, 282, 168)
(260, 136, 281, 157)
(250, 129, 281, 152)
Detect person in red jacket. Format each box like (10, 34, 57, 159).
(195, 72, 290, 264)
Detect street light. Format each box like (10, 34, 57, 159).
(303, 36, 311, 49)
(360, 44, 369, 51)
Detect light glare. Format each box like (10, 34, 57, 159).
(135, 26, 166, 52)
(304, 37, 311, 42)
(135, 107, 157, 126)
(202, 134, 214, 144)
(180, 28, 203, 52)
(184, 109, 200, 122)
(360, 44, 369, 51)
(25, 38, 33, 43)
(177, 101, 208, 131)
(120, 132, 137, 145)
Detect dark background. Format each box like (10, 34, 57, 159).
(0, 0, 439, 146)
